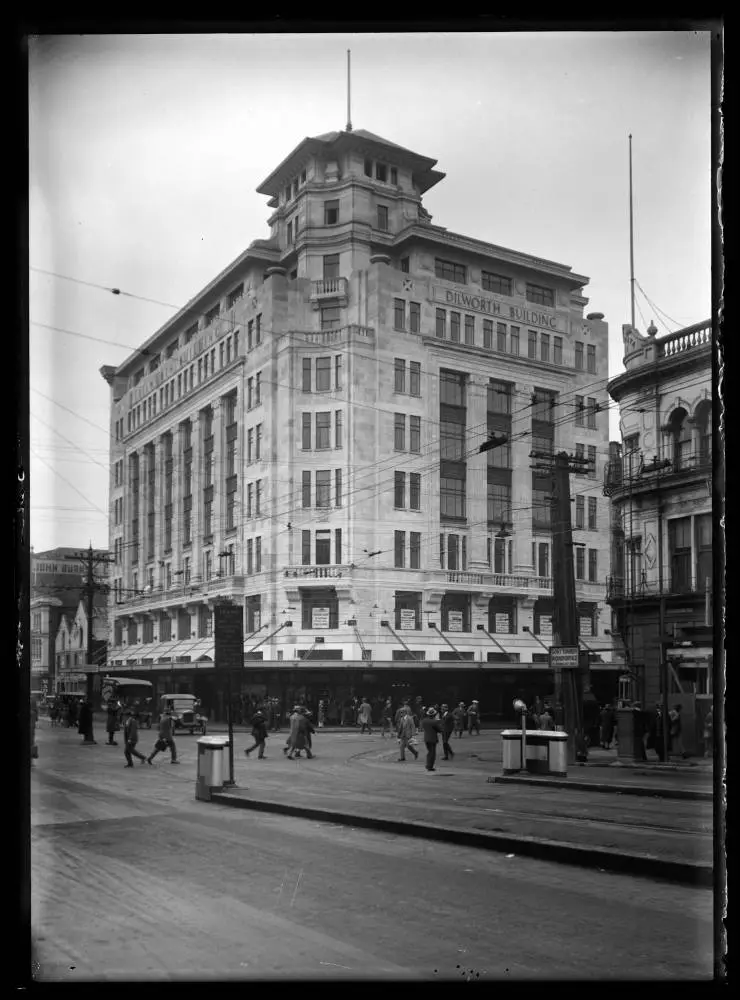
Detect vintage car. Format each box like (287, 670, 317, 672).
(159, 694, 207, 735)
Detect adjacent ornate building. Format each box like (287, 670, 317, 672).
(604, 319, 715, 732)
(101, 126, 618, 718)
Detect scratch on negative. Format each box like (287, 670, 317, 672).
(290, 868, 304, 907)
(276, 868, 288, 907)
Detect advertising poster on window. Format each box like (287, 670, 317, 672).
(579, 617, 593, 637)
(447, 610, 464, 632)
(400, 609, 417, 630)
(251, 611, 261, 632)
(495, 613, 511, 633)
(539, 615, 553, 636)
(312, 607, 330, 629)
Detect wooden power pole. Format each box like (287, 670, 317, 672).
(531, 448, 591, 764)
(66, 544, 115, 700)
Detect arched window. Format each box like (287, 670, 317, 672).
(694, 401, 712, 464)
(668, 408, 692, 470)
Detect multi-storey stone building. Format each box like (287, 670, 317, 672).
(101, 127, 616, 719)
(604, 319, 714, 749)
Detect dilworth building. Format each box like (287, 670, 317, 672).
(100, 126, 620, 722)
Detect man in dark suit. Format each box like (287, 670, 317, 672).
(440, 704, 456, 760)
(421, 708, 443, 772)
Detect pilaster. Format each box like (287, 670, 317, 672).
(465, 374, 489, 571)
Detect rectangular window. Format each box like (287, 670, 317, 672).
(321, 306, 340, 331)
(377, 205, 389, 231)
(255, 314, 261, 345)
(205, 303, 220, 326)
(335, 354, 342, 390)
(496, 322, 507, 352)
(323, 254, 339, 280)
(447, 533, 459, 571)
(394, 300, 405, 331)
(464, 314, 475, 345)
(669, 517, 692, 591)
(375, 162, 387, 182)
(410, 472, 421, 510)
(435, 259, 466, 283)
(255, 371, 262, 405)
(435, 309, 446, 338)
(487, 483, 511, 523)
(316, 470, 331, 508)
(510, 326, 520, 355)
(575, 342, 584, 370)
(540, 333, 550, 362)
(394, 471, 405, 508)
(400, 257, 410, 273)
(335, 528, 342, 565)
(335, 468, 342, 506)
(302, 470, 311, 508)
(409, 361, 421, 396)
(255, 479, 261, 516)
(324, 199, 339, 225)
(554, 336, 563, 365)
(483, 319, 493, 349)
(587, 344, 596, 373)
(575, 395, 585, 427)
(526, 283, 555, 307)
(587, 398, 598, 430)
(588, 548, 598, 582)
(315, 530, 331, 565)
(481, 271, 512, 295)
(255, 537, 262, 574)
(394, 530, 405, 568)
(247, 483, 253, 518)
(228, 283, 244, 308)
(316, 356, 331, 391)
(316, 412, 331, 449)
(247, 319, 254, 351)
(528, 330, 537, 359)
(575, 442, 585, 475)
(247, 428, 254, 464)
(576, 495, 585, 530)
(302, 358, 312, 392)
(394, 413, 405, 451)
(441, 478, 465, 519)
(588, 445, 597, 479)
(450, 312, 461, 342)
(390, 167, 398, 185)
(335, 410, 343, 448)
(410, 302, 421, 334)
(588, 497, 597, 530)
(302, 412, 311, 450)
(364, 158, 373, 177)
(302, 530, 311, 565)
(287, 220, 293, 245)
(532, 489, 551, 529)
(255, 424, 262, 461)
(576, 547, 585, 580)
(410, 532, 421, 569)
(247, 539, 254, 575)
(394, 358, 406, 392)
(409, 416, 421, 453)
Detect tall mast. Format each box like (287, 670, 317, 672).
(346, 49, 353, 132)
(629, 133, 636, 330)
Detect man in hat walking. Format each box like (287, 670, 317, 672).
(421, 707, 443, 771)
(396, 707, 419, 762)
(467, 700, 481, 736)
(358, 697, 373, 734)
(244, 708, 269, 760)
(147, 706, 178, 765)
(123, 709, 148, 767)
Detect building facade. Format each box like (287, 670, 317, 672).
(101, 127, 617, 719)
(604, 319, 714, 727)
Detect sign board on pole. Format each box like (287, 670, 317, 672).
(312, 607, 330, 629)
(214, 603, 245, 671)
(447, 611, 463, 632)
(549, 646, 579, 669)
(399, 609, 417, 630)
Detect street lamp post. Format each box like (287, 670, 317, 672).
(513, 698, 528, 771)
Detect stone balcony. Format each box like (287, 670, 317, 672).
(438, 571, 552, 593)
(310, 277, 348, 308)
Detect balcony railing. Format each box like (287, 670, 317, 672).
(606, 574, 710, 602)
(658, 320, 711, 358)
(444, 571, 552, 590)
(296, 324, 374, 345)
(284, 565, 353, 579)
(310, 277, 349, 307)
(604, 447, 712, 496)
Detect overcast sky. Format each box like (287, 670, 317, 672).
(28, 30, 713, 553)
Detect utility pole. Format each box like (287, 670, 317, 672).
(531, 448, 590, 763)
(66, 544, 114, 701)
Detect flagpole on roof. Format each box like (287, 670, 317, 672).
(346, 49, 353, 132)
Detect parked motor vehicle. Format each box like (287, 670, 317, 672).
(159, 694, 207, 735)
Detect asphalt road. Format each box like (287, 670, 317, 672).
(30, 730, 714, 981)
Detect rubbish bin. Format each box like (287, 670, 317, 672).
(501, 729, 568, 777)
(195, 735, 229, 801)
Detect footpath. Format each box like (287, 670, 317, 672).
(204, 728, 717, 888)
